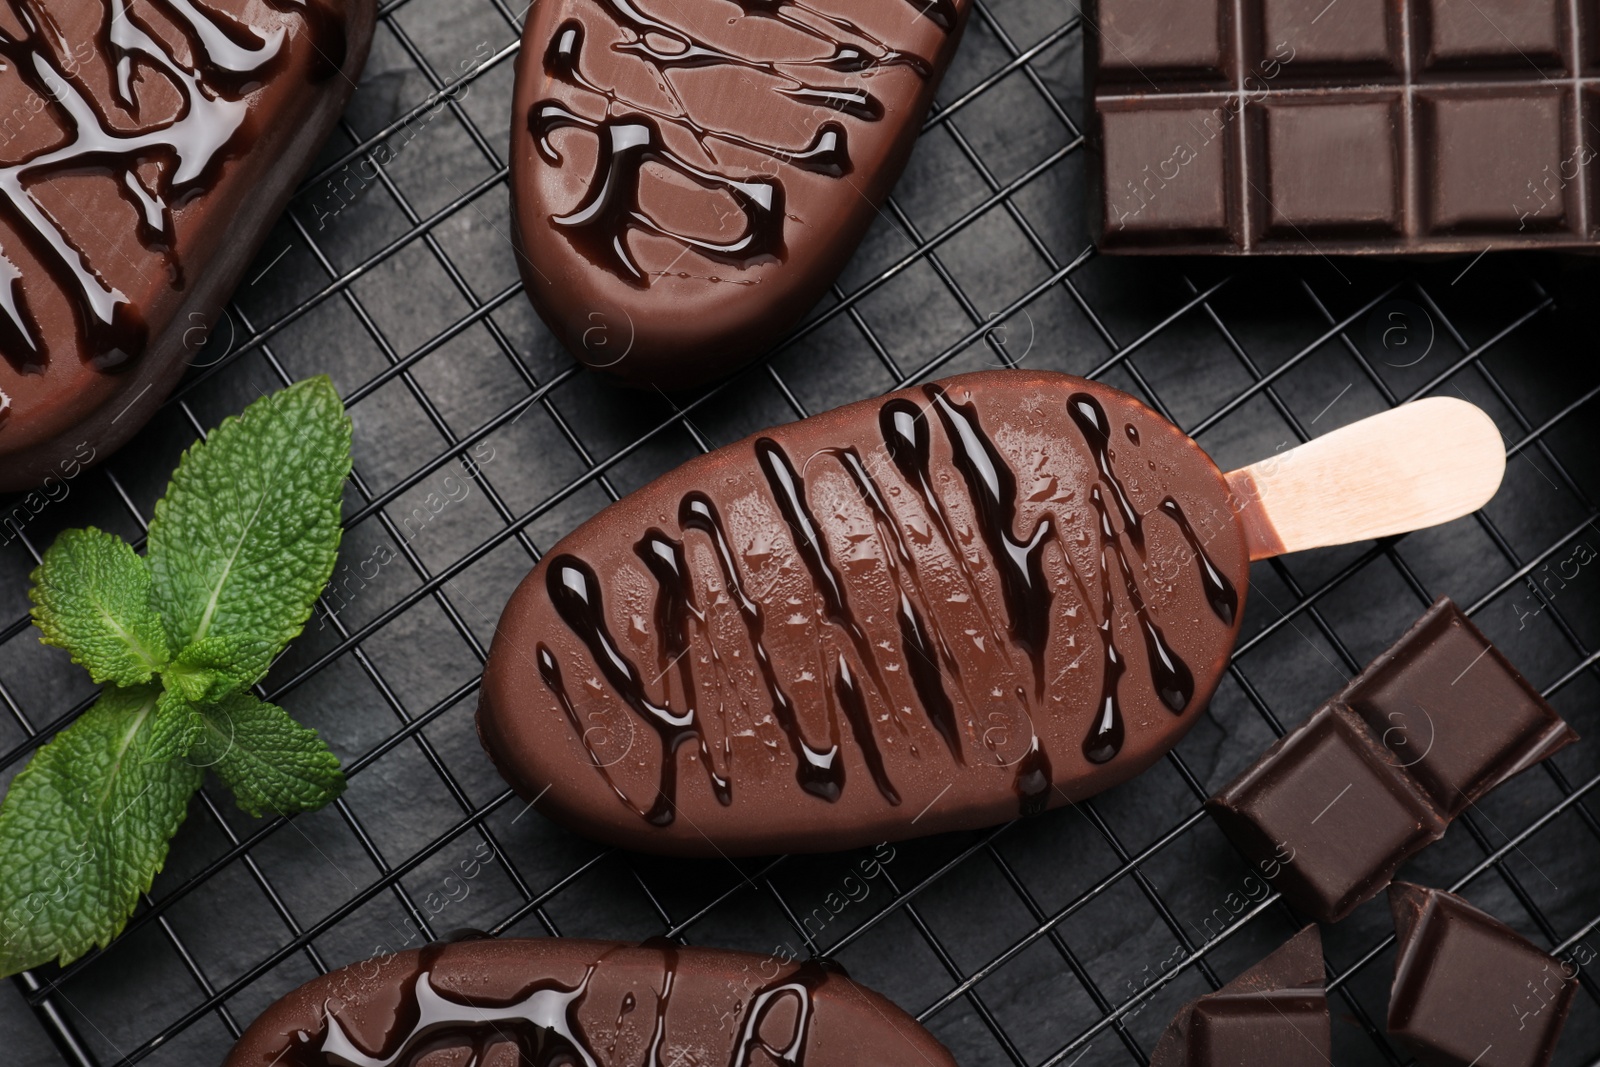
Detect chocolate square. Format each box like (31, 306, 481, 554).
(1261, 0, 1396, 71)
(1098, 105, 1236, 241)
(1390, 884, 1576, 1067)
(1420, 89, 1569, 233)
(1151, 927, 1330, 1067)
(1345, 598, 1578, 819)
(1206, 704, 1443, 923)
(1190, 991, 1331, 1065)
(1092, 0, 1229, 80)
(1259, 97, 1401, 237)
(1423, 0, 1564, 68)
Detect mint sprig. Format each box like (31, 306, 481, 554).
(146, 374, 350, 652)
(193, 692, 348, 818)
(0, 377, 353, 976)
(28, 528, 171, 687)
(0, 687, 201, 971)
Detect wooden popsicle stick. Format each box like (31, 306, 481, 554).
(1225, 397, 1506, 561)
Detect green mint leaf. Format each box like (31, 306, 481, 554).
(146, 376, 352, 658)
(0, 686, 201, 976)
(146, 690, 205, 764)
(195, 693, 345, 818)
(163, 634, 276, 705)
(28, 528, 171, 687)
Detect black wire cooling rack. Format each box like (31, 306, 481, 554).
(3, 0, 1600, 1063)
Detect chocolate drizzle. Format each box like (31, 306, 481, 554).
(739, 0, 955, 37)
(829, 446, 965, 761)
(529, 103, 786, 288)
(635, 530, 698, 698)
(592, 0, 921, 90)
(1067, 392, 1144, 551)
(924, 384, 1053, 696)
(640, 936, 677, 1067)
(732, 959, 831, 1067)
(545, 21, 853, 178)
(291, 0, 350, 82)
(292, 964, 597, 1067)
(733, 0, 938, 75)
(279, 941, 833, 1067)
(679, 492, 844, 801)
(544, 556, 730, 825)
(537, 644, 648, 818)
(0, 0, 338, 374)
(1061, 390, 1202, 757)
(1159, 497, 1238, 626)
(777, 85, 883, 121)
(755, 438, 892, 703)
(0, 254, 42, 374)
(529, 0, 939, 287)
(1091, 489, 1193, 714)
(1014, 732, 1051, 815)
(902, 0, 958, 31)
(878, 397, 1011, 656)
(1081, 496, 1127, 765)
(894, 591, 962, 761)
(833, 654, 901, 805)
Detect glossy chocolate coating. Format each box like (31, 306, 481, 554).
(224, 937, 955, 1067)
(478, 370, 1249, 855)
(1083, 0, 1600, 254)
(1389, 883, 1576, 1067)
(1150, 925, 1328, 1067)
(1207, 597, 1578, 923)
(0, 0, 374, 492)
(509, 0, 969, 389)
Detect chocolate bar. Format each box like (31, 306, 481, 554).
(1207, 596, 1577, 922)
(224, 936, 957, 1067)
(510, 0, 970, 389)
(1389, 883, 1577, 1067)
(1083, 0, 1600, 254)
(478, 370, 1250, 856)
(1149, 925, 1329, 1067)
(0, 0, 375, 491)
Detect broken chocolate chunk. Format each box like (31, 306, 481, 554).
(1206, 597, 1577, 922)
(1343, 597, 1577, 818)
(1150, 925, 1330, 1067)
(1206, 702, 1445, 924)
(1388, 882, 1577, 1067)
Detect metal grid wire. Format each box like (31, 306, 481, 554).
(1, 0, 1598, 1063)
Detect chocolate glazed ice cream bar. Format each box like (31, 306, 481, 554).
(509, 0, 969, 390)
(478, 369, 1507, 856)
(224, 937, 956, 1067)
(0, 0, 376, 492)
(1083, 0, 1600, 254)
